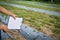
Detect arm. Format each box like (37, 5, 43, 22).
(0, 6, 17, 32)
(0, 6, 16, 19)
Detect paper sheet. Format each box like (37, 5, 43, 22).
(8, 17, 23, 29)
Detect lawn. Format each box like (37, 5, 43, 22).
(0, 4, 60, 40)
(5, 1, 60, 12)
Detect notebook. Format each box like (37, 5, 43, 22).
(8, 16, 23, 29)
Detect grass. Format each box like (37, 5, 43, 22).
(0, 4, 60, 40)
(5, 1, 60, 12)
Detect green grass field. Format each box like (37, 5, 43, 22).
(0, 4, 60, 34)
(0, 1, 60, 39)
(6, 1, 60, 12)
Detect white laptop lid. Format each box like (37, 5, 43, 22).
(8, 16, 23, 29)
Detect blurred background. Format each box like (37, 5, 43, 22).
(0, 0, 60, 40)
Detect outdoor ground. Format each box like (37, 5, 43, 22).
(0, 1, 60, 40)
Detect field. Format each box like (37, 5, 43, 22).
(7, 1, 60, 12)
(0, 1, 60, 40)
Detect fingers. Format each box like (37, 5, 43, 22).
(13, 15, 17, 19)
(3, 26, 8, 32)
(0, 23, 8, 32)
(12, 14, 17, 19)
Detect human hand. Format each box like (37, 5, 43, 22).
(11, 14, 17, 19)
(0, 23, 8, 32)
